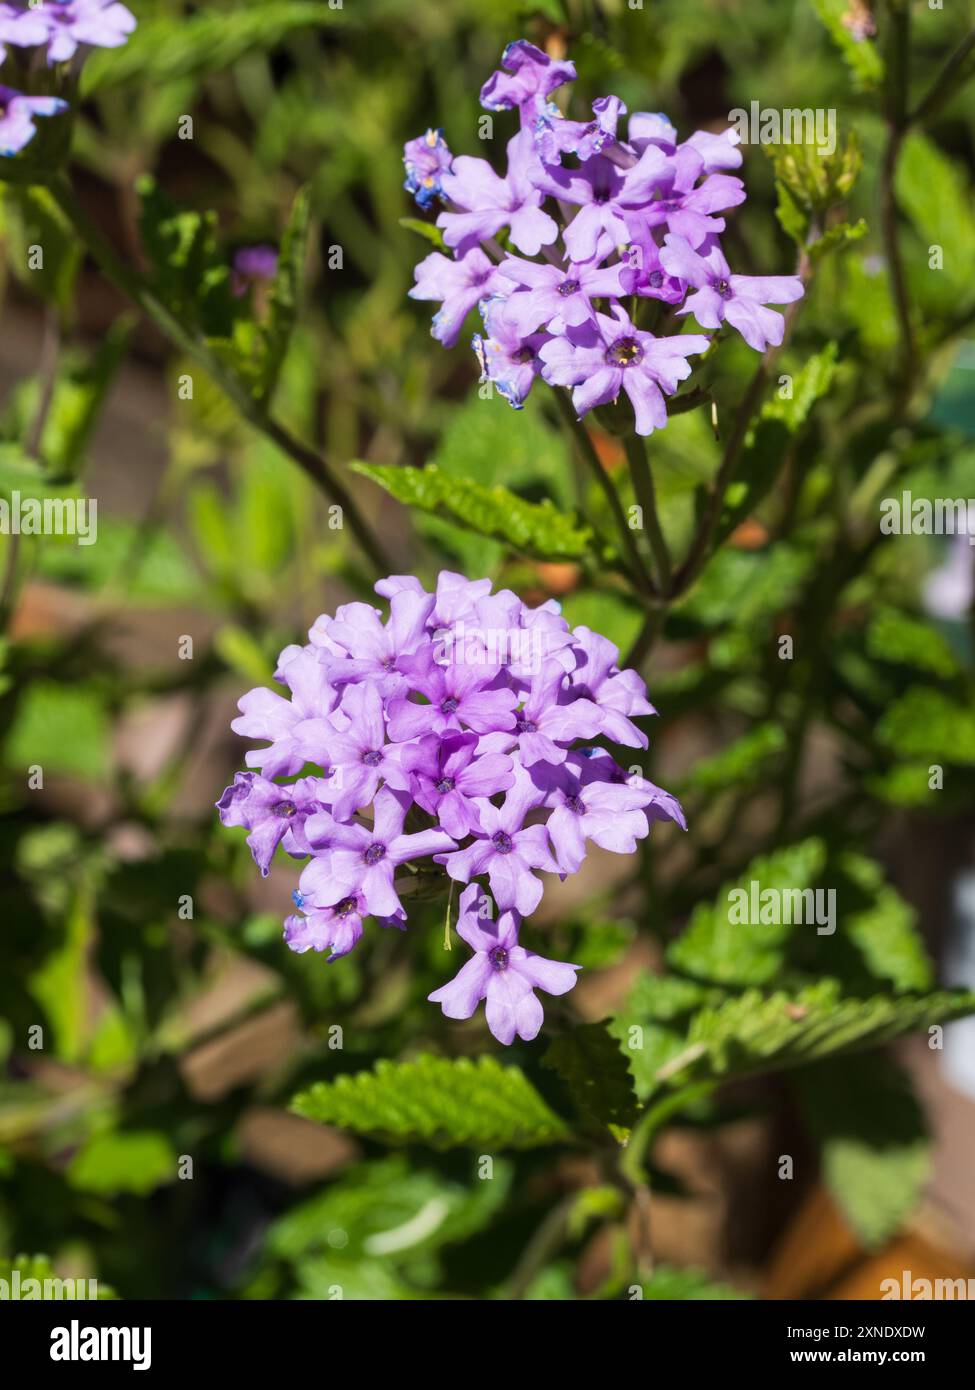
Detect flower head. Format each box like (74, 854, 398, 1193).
(219, 571, 685, 1042)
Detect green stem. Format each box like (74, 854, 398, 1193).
(46, 171, 393, 577)
(623, 433, 672, 593)
(552, 388, 654, 596)
(911, 26, 975, 124)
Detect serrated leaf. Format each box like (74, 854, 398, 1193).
(838, 852, 934, 994)
(291, 1054, 569, 1149)
(543, 1021, 638, 1132)
(609, 974, 718, 1102)
(668, 980, 975, 1088)
(667, 839, 827, 986)
(809, 217, 868, 264)
(797, 1056, 929, 1248)
(351, 462, 604, 564)
(812, 0, 884, 91)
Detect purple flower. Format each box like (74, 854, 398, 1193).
(300, 787, 455, 920)
(498, 254, 634, 336)
(627, 112, 743, 174)
(231, 244, 277, 297)
(386, 648, 517, 741)
(567, 625, 655, 748)
(438, 130, 557, 257)
(409, 245, 504, 347)
(313, 589, 436, 697)
(284, 896, 368, 959)
(529, 154, 629, 264)
(479, 39, 576, 118)
(37, 0, 136, 63)
(660, 234, 804, 352)
(403, 128, 453, 209)
(295, 681, 411, 822)
(534, 751, 685, 874)
(472, 296, 547, 408)
(533, 94, 626, 165)
(481, 658, 603, 767)
(627, 146, 745, 249)
(231, 646, 339, 779)
(428, 884, 579, 1044)
(0, 84, 66, 156)
(403, 731, 514, 838)
(216, 772, 326, 876)
(538, 305, 710, 436)
(0, 4, 51, 62)
(436, 778, 559, 915)
(619, 234, 687, 306)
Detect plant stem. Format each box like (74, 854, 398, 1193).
(911, 26, 975, 125)
(551, 388, 655, 596)
(623, 433, 672, 593)
(46, 172, 393, 577)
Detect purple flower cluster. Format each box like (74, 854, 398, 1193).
(0, 0, 135, 155)
(217, 571, 686, 1044)
(404, 40, 803, 433)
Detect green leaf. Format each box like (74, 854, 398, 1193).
(896, 132, 975, 304)
(809, 217, 868, 264)
(543, 1021, 639, 1133)
(812, 0, 884, 91)
(667, 839, 827, 986)
(682, 723, 786, 795)
(866, 607, 959, 678)
(837, 853, 934, 994)
(291, 1054, 569, 1149)
(3, 186, 81, 309)
(761, 342, 839, 432)
(67, 1131, 177, 1197)
(266, 1156, 511, 1267)
(877, 687, 975, 765)
(351, 462, 604, 564)
(257, 185, 311, 405)
(5, 681, 109, 782)
(667, 980, 975, 1088)
(39, 319, 134, 477)
(798, 1057, 929, 1248)
(399, 217, 445, 251)
(609, 974, 718, 1102)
